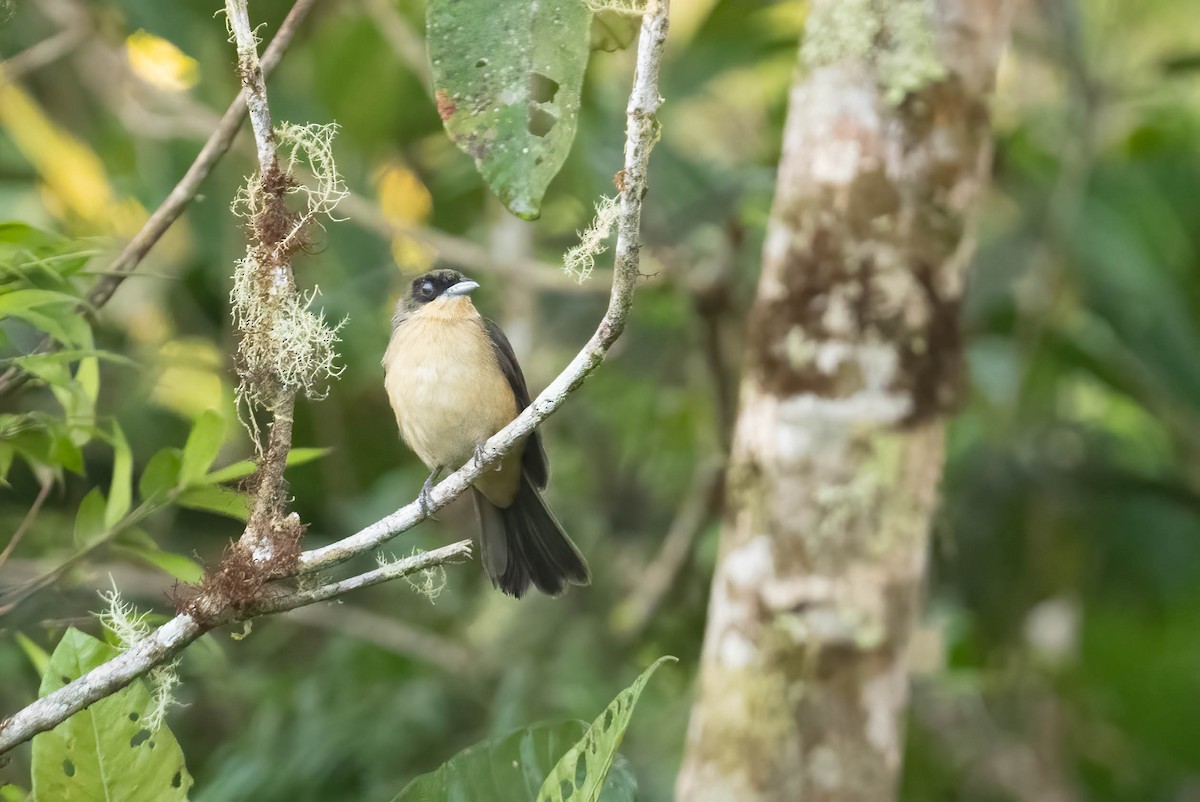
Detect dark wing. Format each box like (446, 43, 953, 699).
(483, 317, 549, 489)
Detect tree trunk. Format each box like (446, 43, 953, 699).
(675, 2, 1011, 800)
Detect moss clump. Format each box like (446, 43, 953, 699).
(801, 0, 946, 105)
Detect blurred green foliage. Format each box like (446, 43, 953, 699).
(1, 0, 1198, 800)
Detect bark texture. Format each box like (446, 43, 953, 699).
(675, 2, 1010, 800)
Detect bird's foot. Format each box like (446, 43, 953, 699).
(473, 443, 489, 469)
(418, 466, 443, 519)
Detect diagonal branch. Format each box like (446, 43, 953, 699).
(294, 1, 671, 575)
(0, 541, 472, 755)
(0, 0, 319, 398)
(0, 0, 671, 756)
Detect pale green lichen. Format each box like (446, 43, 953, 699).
(583, 0, 646, 12)
(801, 0, 878, 70)
(231, 267, 344, 404)
(563, 194, 619, 282)
(877, 1, 946, 104)
(377, 548, 448, 603)
(801, 0, 946, 105)
(97, 584, 181, 731)
(230, 121, 348, 432)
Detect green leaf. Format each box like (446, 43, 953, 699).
(179, 410, 225, 487)
(0, 441, 14, 486)
(427, 0, 592, 219)
(392, 721, 636, 802)
(113, 529, 204, 584)
(112, 544, 204, 584)
(536, 656, 674, 802)
(3, 308, 72, 346)
(30, 629, 193, 801)
(0, 288, 78, 317)
(76, 355, 99, 406)
(204, 447, 331, 485)
(0, 783, 30, 802)
(139, 448, 181, 502)
(13, 631, 51, 676)
(9, 349, 137, 369)
(50, 429, 84, 474)
(106, 423, 133, 528)
(176, 485, 250, 521)
(73, 487, 107, 547)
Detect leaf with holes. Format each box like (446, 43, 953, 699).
(536, 656, 674, 802)
(392, 720, 635, 802)
(30, 629, 192, 801)
(426, 0, 592, 219)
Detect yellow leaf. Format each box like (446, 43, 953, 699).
(390, 235, 437, 274)
(125, 30, 199, 93)
(0, 81, 147, 233)
(375, 162, 433, 226)
(151, 338, 228, 420)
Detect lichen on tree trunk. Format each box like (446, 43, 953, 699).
(675, 2, 1011, 800)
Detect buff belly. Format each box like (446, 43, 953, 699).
(383, 307, 521, 506)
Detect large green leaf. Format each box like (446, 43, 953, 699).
(536, 656, 674, 802)
(138, 448, 182, 502)
(0, 289, 78, 317)
(178, 410, 225, 487)
(73, 488, 107, 547)
(113, 529, 204, 584)
(426, 0, 592, 219)
(392, 720, 635, 802)
(176, 485, 250, 521)
(30, 629, 193, 802)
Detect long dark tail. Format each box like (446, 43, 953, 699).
(473, 478, 590, 598)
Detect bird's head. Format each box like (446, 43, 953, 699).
(393, 268, 481, 325)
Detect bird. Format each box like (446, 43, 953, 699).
(382, 268, 590, 598)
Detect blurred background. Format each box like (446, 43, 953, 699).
(1, 0, 1199, 799)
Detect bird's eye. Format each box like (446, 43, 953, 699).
(420, 281, 435, 298)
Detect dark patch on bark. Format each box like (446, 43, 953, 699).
(896, 264, 964, 426)
(746, 227, 842, 397)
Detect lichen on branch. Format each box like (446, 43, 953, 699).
(228, 122, 347, 429)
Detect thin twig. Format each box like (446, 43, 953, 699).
(0, 0, 671, 755)
(0, 0, 319, 398)
(612, 458, 723, 641)
(0, 23, 89, 84)
(0, 477, 53, 572)
(251, 540, 473, 614)
(288, 601, 481, 680)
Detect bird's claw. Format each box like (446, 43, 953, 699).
(473, 443, 488, 469)
(418, 468, 441, 519)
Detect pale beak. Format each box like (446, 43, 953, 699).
(443, 279, 480, 297)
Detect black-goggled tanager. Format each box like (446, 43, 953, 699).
(383, 268, 590, 598)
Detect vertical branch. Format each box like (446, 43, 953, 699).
(676, 1, 1011, 800)
(225, 0, 278, 172)
(223, 0, 300, 561)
